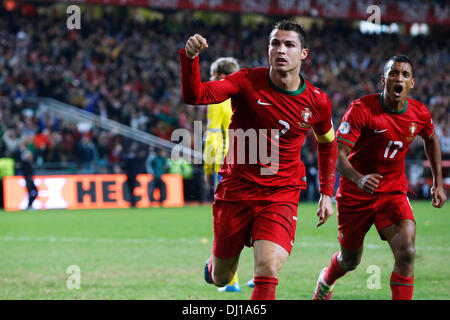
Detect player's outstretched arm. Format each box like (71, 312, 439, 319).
(336, 142, 382, 194)
(185, 34, 208, 59)
(424, 134, 447, 208)
(179, 35, 238, 105)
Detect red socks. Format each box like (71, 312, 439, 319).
(250, 276, 278, 300)
(323, 252, 347, 286)
(320, 252, 414, 300)
(390, 271, 414, 300)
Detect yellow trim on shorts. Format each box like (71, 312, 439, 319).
(314, 127, 335, 143)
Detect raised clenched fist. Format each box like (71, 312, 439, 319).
(185, 34, 209, 59)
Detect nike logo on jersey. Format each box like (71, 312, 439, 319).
(257, 99, 274, 106)
(374, 129, 388, 134)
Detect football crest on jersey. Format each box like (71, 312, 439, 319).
(298, 108, 312, 128)
(406, 122, 417, 141)
(338, 121, 351, 134)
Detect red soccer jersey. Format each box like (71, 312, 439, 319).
(179, 49, 334, 190)
(336, 92, 435, 205)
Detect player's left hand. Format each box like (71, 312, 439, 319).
(317, 194, 333, 227)
(431, 184, 447, 208)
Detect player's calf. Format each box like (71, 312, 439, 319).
(204, 256, 237, 287)
(204, 257, 215, 285)
(213, 272, 235, 287)
(217, 273, 241, 292)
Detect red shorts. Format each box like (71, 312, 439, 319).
(212, 178, 301, 259)
(337, 193, 415, 250)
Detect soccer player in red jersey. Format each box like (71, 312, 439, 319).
(313, 55, 447, 300)
(179, 21, 337, 300)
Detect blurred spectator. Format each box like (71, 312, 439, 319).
(109, 140, 123, 174)
(123, 142, 145, 207)
(145, 145, 157, 175)
(168, 155, 194, 201)
(76, 135, 99, 173)
(150, 148, 169, 205)
(47, 131, 64, 163)
(33, 128, 51, 165)
(95, 131, 112, 173)
(2, 128, 22, 157)
(18, 146, 38, 209)
(302, 151, 319, 202)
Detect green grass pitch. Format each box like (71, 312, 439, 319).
(0, 200, 448, 300)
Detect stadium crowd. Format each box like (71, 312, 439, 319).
(0, 6, 448, 200)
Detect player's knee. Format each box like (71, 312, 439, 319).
(254, 259, 279, 278)
(341, 255, 361, 271)
(395, 246, 416, 265)
(213, 271, 234, 287)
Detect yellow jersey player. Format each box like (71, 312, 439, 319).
(203, 58, 236, 190)
(203, 57, 250, 292)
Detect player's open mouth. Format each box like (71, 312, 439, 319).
(276, 58, 287, 64)
(393, 84, 403, 97)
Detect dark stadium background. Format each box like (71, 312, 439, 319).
(0, 0, 448, 210)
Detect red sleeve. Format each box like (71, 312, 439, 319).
(312, 94, 333, 136)
(314, 93, 337, 197)
(179, 49, 240, 105)
(336, 100, 368, 148)
(317, 139, 337, 196)
(419, 107, 435, 140)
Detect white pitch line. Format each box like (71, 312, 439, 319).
(0, 236, 201, 245)
(0, 236, 449, 252)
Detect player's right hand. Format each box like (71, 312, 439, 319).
(431, 184, 447, 208)
(357, 173, 383, 194)
(316, 194, 333, 227)
(185, 34, 208, 59)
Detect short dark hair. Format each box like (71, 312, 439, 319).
(271, 20, 307, 49)
(383, 55, 415, 77)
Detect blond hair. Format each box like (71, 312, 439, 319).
(210, 57, 240, 78)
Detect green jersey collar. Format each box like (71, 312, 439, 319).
(380, 92, 408, 114)
(269, 73, 307, 96)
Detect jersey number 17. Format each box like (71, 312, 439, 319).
(383, 140, 403, 159)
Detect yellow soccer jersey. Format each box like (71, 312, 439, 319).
(203, 99, 232, 174)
